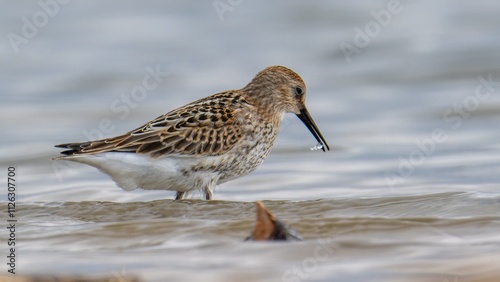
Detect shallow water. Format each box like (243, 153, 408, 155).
(1, 1, 500, 281)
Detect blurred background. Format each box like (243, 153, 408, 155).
(1, 1, 499, 281)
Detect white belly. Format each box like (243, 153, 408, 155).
(63, 152, 220, 192)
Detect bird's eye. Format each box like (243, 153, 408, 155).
(295, 87, 303, 96)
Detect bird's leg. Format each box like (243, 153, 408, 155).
(204, 179, 217, 200)
(204, 189, 213, 200)
(175, 191, 185, 200)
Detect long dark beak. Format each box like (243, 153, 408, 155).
(296, 108, 330, 152)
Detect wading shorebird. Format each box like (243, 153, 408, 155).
(54, 66, 330, 200)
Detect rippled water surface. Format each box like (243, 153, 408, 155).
(1, 1, 500, 281)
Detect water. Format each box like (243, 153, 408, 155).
(1, 1, 500, 281)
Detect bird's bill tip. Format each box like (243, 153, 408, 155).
(296, 108, 330, 152)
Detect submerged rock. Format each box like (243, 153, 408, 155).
(246, 201, 302, 241)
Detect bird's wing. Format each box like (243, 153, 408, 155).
(55, 91, 253, 158)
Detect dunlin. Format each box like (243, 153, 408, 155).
(54, 66, 330, 200)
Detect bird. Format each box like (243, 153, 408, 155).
(53, 65, 330, 200)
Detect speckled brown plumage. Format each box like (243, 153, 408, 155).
(54, 65, 330, 200)
(58, 91, 249, 158)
